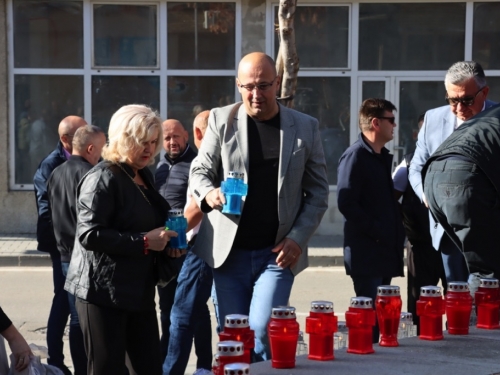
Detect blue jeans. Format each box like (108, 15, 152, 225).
(47, 251, 71, 375)
(61, 262, 87, 375)
(212, 247, 294, 362)
(162, 250, 213, 374)
(439, 233, 469, 283)
(351, 276, 392, 344)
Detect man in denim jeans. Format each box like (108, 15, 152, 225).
(189, 52, 329, 362)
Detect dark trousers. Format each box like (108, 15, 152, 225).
(350, 276, 391, 344)
(425, 159, 500, 278)
(61, 262, 87, 375)
(162, 251, 213, 374)
(47, 251, 71, 375)
(76, 300, 161, 375)
(406, 240, 447, 334)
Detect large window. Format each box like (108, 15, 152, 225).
(473, 2, 500, 70)
(359, 3, 466, 70)
(10, 0, 238, 188)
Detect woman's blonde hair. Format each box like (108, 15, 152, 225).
(102, 104, 162, 165)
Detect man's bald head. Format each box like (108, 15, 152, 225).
(58, 116, 87, 153)
(162, 119, 189, 159)
(193, 110, 210, 149)
(237, 52, 277, 77)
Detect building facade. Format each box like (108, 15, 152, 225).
(1, 0, 499, 235)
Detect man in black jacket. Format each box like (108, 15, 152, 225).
(47, 125, 106, 375)
(155, 119, 198, 359)
(423, 103, 500, 282)
(33, 115, 87, 375)
(337, 98, 405, 343)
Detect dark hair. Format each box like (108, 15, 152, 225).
(359, 98, 397, 131)
(417, 112, 426, 124)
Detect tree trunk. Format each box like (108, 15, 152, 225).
(276, 0, 299, 108)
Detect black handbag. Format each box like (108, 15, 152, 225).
(156, 249, 180, 287)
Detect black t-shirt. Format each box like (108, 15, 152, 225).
(233, 113, 281, 250)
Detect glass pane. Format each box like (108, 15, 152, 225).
(486, 77, 500, 104)
(14, 75, 84, 185)
(398, 81, 446, 162)
(13, 0, 83, 68)
(362, 81, 385, 101)
(91, 76, 160, 133)
(93, 4, 157, 67)
(359, 3, 465, 70)
(167, 3, 235, 69)
(167, 76, 235, 144)
(295, 77, 350, 185)
(274, 6, 349, 68)
(473, 3, 500, 69)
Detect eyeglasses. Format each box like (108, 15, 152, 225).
(378, 116, 396, 124)
(238, 77, 277, 92)
(445, 87, 484, 107)
(63, 134, 75, 138)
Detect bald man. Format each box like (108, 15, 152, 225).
(154, 119, 199, 360)
(190, 52, 329, 361)
(33, 115, 87, 375)
(163, 110, 213, 375)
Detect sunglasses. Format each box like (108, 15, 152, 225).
(445, 87, 484, 107)
(378, 116, 396, 124)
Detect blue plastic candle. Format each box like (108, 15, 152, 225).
(165, 209, 188, 249)
(221, 171, 248, 215)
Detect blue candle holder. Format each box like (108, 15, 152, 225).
(221, 171, 248, 215)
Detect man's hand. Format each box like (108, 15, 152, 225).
(272, 238, 302, 269)
(205, 188, 226, 210)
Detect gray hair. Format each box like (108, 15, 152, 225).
(72, 125, 105, 152)
(445, 61, 487, 89)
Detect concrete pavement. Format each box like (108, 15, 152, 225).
(0, 233, 345, 267)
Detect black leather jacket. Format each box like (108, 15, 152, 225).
(64, 161, 171, 311)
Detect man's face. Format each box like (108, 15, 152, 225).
(376, 110, 397, 143)
(162, 121, 188, 159)
(87, 133, 107, 166)
(445, 78, 489, 121)
(237, 60, 280, 121)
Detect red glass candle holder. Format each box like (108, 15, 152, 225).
(268, 306, 300, 369)
(345, 297, 376, 354)
(375, 285, 402, 347)
(219, 314, 254, 363)
(305, 300, 338, 361)
(475, 278, 500, 330)
(417, 286, 444, 340)
(215, 341, 245, 375)
(224, 362, 250, 375)
(445, 282, 473, 335)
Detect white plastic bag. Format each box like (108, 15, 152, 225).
(7, 343, 64, 375)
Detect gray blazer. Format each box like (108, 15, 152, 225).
(408, 101, 497, 249)
(189, 102, 329, 275)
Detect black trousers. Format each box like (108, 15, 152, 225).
(76, 300, 161, 375)
(425, 159, 500, 278)
(406, 240, 447, 334)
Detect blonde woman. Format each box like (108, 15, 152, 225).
(65, 104, 177, 375)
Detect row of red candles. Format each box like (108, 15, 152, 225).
(213, 278, 500, 372)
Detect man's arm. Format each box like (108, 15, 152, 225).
(282, 118, 329, 251)
(189, 109, 223, 212)
(408, 114, 430, 203)
(185, 196, 203, 232)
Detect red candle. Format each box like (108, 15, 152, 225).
(417, 286, 444, 340)
(375, 286, 402, 347)
(224, 362, 250, 375)
(215, 341, 245, 375)
(345, 297, 376, 354)
(212, 354, 220, 375)
(219, 314, 254, 363)
(475, 278, 500, 330)
(305, 300, 338, 361)
(445, 282, 473, 335)
(267, 306, 300, 369)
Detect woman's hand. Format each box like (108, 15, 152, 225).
(166, 248, 187, 258)
(145, 227, 178, 251)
